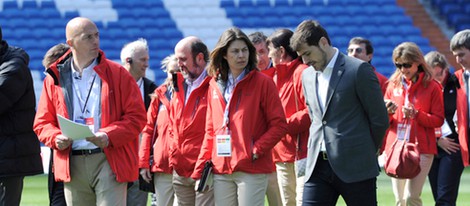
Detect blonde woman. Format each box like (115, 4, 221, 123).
(383, 42, 444, 206)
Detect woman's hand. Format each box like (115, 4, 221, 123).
(402, 104, 417, 119)
(385, 99, 397, 114)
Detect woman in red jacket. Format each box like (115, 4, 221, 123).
(192, 27, 288, 206)
(139, 54, 179, 206)
(263, 28, 310, 206)
(383, 42, 444, 206)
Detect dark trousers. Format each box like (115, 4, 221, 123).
(428, 150, 464, 206)
(0, 176, 24, 206)
(302, 155, 377, 206)
(48, 150, 66, 206)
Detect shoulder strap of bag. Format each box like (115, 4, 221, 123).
(293, 84, 302, 160)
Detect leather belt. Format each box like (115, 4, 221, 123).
(71, 148, 103, 156)
(319, 151, 328, 160)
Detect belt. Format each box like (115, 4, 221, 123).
(71, 148, 103, 156)
(319, 151, 328, 160)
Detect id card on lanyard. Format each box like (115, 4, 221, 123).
(216, 98, 233, 157)
(397, 78, 412, 141)
(216, 127, 231, 157)
(75, 117, 95, 132)
(73, 74, 97, 132)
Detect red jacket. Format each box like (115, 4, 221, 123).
(262, 58, 310, 163)
(139, 84, 173, 174)
(33, 50, 146, 182)
(191, 70, 287, 179)
(169, 72, 211, 178)
(383, 73, 444, 155)
(454, 69, 470, 166)
(373, 66, 389, 95)
(374, 71, 388, 95)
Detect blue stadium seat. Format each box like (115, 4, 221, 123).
(275, 0, 290, 7)
(221, 0, 235, 8)
(21, 1, 38, 9)
(41, 8, 61, 18)
(40, 1, 56, 9)
(256, 0, 271, 7)
(239, 0, 254, 7)
(291, 0, 308, 6)
(3, 1, 18, 9)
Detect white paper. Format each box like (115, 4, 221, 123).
(441, 120, 452, 137)
(57, 114, 95, 140)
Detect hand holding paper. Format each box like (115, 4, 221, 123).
(57, 114, 95, 140)
(56, 134, 73, 150)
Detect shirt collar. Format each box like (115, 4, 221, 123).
(71, 58, 98, 77)
(185, 69, 207, 87)
(228, 68, 247, 86)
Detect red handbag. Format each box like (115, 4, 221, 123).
(384, 118, 421, 179)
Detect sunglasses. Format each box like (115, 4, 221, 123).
(395, 63, 413, 69)
(347, 48, 363, 54)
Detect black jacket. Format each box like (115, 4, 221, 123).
(0, 39, 43, 177)
(143, 77, 157, 110)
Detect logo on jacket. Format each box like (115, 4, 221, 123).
(212, 89, 219, 99)
(393, 88, 403, 96)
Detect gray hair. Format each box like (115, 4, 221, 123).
(120, 38, 149, 64)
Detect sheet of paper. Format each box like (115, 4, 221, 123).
(57, 114, 95, 140)
(441, 120, 452, 137)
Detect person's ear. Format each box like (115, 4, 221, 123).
(280, 46, 287, 56)
(196, 52, 204, 64)
(319, 37, 328, 48)
(66, 39, 73, 47)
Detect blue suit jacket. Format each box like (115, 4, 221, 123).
(302, 52, 389, 183)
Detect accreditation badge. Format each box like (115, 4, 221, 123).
(397, 123, 411, 141)
(84, 117, 94, 132)
(216, 128, 231, 157)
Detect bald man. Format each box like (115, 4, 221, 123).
(33, 17, 146, 205)
(169, 36, 214, 205)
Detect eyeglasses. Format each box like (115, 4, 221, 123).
(395, 63, 413, 69)
(347, 48, 363, 54)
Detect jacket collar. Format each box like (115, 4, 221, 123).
(46, 50, 106, 85)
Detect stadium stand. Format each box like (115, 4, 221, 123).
(0, 0, 467, 104)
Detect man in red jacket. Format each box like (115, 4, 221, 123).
(347, 37, 388, 94)
(170, 36, 214, 205)
(452, 29, 470, 167)
(33, 17, 146, 205)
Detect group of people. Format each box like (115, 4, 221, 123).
(1, 16, 470, 206)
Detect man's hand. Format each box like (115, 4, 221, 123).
(140, 168, 152, 183)
(86, 132, 109, 149)
(56, 134, 73, 150)
(438, 137, 460, 155)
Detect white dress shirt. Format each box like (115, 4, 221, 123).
(71, 59, 101, 150)
(317, 48, 339, 151)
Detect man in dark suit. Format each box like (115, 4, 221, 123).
(120, 38, 158, 206)
(290, 20, 389, 205)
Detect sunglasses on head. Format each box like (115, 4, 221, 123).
(395, 63, 412, 69)
(347, 48, 363, 54)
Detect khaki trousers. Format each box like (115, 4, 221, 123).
(391, 154, 434, 206)
(154, 172, 175, 206)
(172, 170, 214, 206)
(266, 172, 282, 206)
(64, 153, 127, 206)
(276, 162, 305, 206)
(213, 172, 268, 206)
